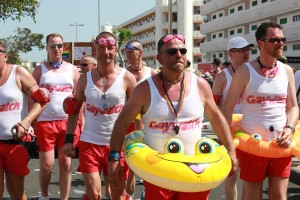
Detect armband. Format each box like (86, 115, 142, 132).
(31, 88, 51, 103)
(63, 95, 83, 115)
(213, 94, 221, 105)
(109, 151, 121, 161)
(64, 134, 74, 144)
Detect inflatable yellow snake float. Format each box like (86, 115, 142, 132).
(124, 130, 232, 192)
(231, 114, 300, 159)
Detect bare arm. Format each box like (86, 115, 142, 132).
(211, 71, 226, 107)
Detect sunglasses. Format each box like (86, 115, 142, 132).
(0, 49, 6, 53)
(262, 38, 286, 44)
(49, 43, 63, 49)
(160, 48, 187, 55)
(101, 94, 109, 111)
(96, 38, 116, 46)
(230, 47, 252, 53)
(125, 43, 141, 51)
(80, 63, 89, 67)
(163, 34, 185, 44)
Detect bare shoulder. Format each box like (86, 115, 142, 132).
(150, 67, 158, 76)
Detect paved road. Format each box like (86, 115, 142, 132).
(2, 129, 300, 199)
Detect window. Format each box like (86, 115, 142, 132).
(251, 25, 257, 31)
(262, 0, 268, 3)
(213, 15, 217, 19)
(280, 18, 287, 24)
(252, 1, 257, 6)
(219, 33, 223, 37)
(283, 46, 287, 51)
(251, 49, 257, 54)
(238, 6, 243, 11)
(293, 44, 300, 50)
(230, 8, 235, 14)
(230, 30, 235, 35)
(219, 13, 223, 17)
(293, 15, 300, 22)
(219, 53, 223, 58)
(237, 28, 243, 33)
(213, 54, 217, 59)
(212, 34, 216, 39)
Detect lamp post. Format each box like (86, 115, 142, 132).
(98, 0, 101, 33)
(69, 23, 84, 42)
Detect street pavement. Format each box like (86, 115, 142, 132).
(3, 127, 300, 199)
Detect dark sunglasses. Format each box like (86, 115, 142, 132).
(262, 38, 286, 44)
(80, 63, 89, 67)
(0, 49, 6, 53)
(49, 43, 63, 49)
(160, 48, 187, 55)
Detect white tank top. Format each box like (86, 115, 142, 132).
(38, 63, 74, 121)
(81, 68, 126, 145)
(221, 68, 242, 114)
(142, 73, 204, 155)
(0, 65, 28, 140)
(137, 66, 152, 84)
(241, 61, 287, 141)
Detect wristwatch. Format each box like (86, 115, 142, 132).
(285, 125, 295, 133)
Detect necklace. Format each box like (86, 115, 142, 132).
(257, 57, 278, 77)
(160, 72, 184, 83)
(129, 65, 143, 72)
(97, 66, 114, 85)
(231, 65, 235, 74)
(159, 73, 185, 134)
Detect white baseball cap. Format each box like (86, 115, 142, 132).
(227, 37, 254, 51)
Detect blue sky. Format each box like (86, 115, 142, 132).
(0, 0, 155, 62)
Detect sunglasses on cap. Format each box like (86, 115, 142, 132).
(160, 48, 187, 55)
(96, 38, 116, 46)
(124, 43, 141, 51)
(262, 37, 286, 44)
(163, 34, 185, 44)
(49, 43, 63, 49)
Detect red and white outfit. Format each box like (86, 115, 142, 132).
(35, 63, 80, 151)
(221, 68, 242, 114)
(141, 73, 210, 199)
(238, 61, 291, 183)
(0, 65, 30, 176)
(78, 69, 128, 177)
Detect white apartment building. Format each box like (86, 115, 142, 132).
(116, 0, 204, 69)
(200, 0, 300, 68)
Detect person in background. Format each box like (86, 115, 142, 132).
(222, 60, 232, 69)
(31, 33, 81, 200)
(0, 41, 49, 199)
(222, 22, 298, 200)
(63, 31, 137, 200)
(294, 68, 300, 119)
(124, 40, 157, 199)
(79, 55, 97, 74)
(212, 36, 254, 200)
(108, 33, 237, 200)
(211, 58, 222, 78)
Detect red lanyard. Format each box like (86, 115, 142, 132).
(159, 72, 185, 134)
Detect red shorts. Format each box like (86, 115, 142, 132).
(143, 181, 210, 200)
(237, 149, 292, 183)
(35, 120, 80, 151)
(0, 143, 30, 176)
(78, 141, 129, 179)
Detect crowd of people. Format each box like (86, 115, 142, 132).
(0, 21, 298, 200)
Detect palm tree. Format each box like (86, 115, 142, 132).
(113, 28, 133, 68)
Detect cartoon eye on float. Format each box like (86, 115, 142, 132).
(195, 138, 215, 155)
(251, 133, 262, 141)
(164, 138, 184, 154)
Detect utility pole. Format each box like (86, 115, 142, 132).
(69, 23, 84, 42)
(168, 0, 173, 33)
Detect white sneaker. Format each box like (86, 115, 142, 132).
(39, 195, 49, 200)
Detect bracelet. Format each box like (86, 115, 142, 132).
(64, 134, 74, 144)
(17, 123, 28, 132)
(109, 151, 121, 161)
(285, 125, 295, 133)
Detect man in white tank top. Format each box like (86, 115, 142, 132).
(63, 32, 137, 200)
(0, 41, 48, 199)
(124, 40, 157, 198)
(31, 33, 81, 200)
(222, 22, 299, 200)
(109, 34, 237, 200)
(212, 37, 253, 200)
